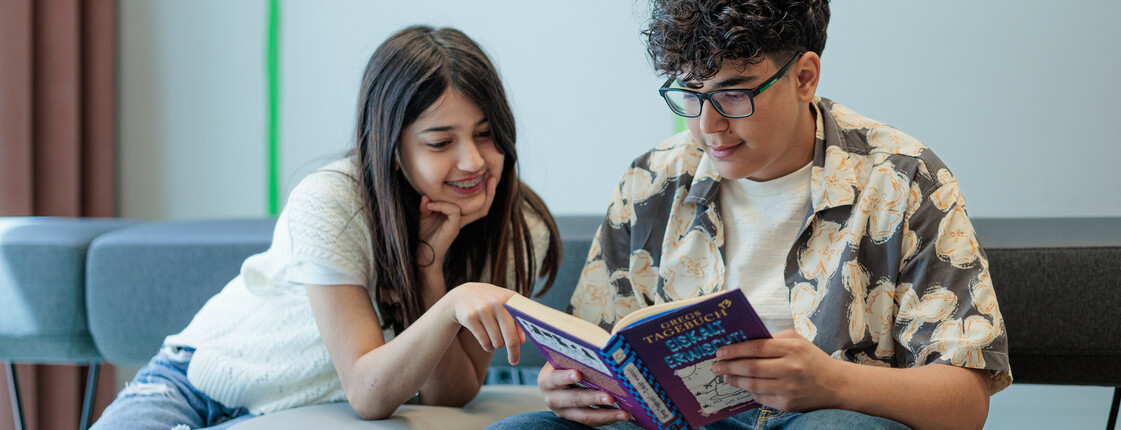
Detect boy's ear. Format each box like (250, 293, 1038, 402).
(794, 52, 821, 103)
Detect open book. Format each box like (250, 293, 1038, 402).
(505, 289, 771, 430)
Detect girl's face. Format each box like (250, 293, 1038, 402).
(398, 89, 505, 221)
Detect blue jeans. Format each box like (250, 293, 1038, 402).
(91, 346, 256, 430)
(487, 407, 910, 430)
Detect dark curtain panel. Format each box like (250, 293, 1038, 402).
(0, 0, 119, 428)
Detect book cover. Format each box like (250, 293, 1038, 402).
(506, 300, 665, 429)
(505, 289, 771, 430)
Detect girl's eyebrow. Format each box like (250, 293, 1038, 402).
(419, 118, 488, 134)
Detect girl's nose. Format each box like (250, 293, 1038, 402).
(458, 141, 485, 172)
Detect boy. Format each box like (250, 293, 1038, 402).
(494, 1, 1010, 428)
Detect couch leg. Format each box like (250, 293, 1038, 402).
(1108, 387, 1119, 430)
(6, 362, 24, 430)
(79, 362, 100, 430)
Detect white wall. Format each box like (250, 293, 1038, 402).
(276, 0, 672, 218)
(119, 0, 267, 220)
(822, 1, 1121, 218)
(117, 2, 1120, 427)
(120, 0, 1121, 220)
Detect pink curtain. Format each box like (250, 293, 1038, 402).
(0, 0, 119, 428)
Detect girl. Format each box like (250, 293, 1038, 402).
(92, 26, 561, 429)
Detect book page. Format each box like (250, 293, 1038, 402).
(673, 358, 752, 415)
(505, 294, 611, 347)
(516, 316, 612, 375)
(613, 293, 715, 332)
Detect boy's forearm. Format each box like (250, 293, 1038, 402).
(835, 362, 990, 430)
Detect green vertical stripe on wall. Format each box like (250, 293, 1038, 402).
(675, 115, 688, 133)
(266, 0, 281, 215)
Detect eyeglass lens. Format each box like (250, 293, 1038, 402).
(663, 90, 754, 117)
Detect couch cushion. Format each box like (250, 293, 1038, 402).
(0, 217, 137, 362)
(487, 215, 602, 382)
(974, 218, 1121, 386)
(86, 219, 276, 365)
(228, 385, 546, 430)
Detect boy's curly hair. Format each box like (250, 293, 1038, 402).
(644, 0, 830, 82)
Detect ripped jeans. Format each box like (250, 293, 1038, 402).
(90, 345, 255, 430)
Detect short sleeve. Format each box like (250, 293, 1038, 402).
(283, 163, 373, 288)
(895, 168, 1011, 394)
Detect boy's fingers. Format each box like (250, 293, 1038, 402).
(555, 407, 629, 427)
(541, 367, 580, 389)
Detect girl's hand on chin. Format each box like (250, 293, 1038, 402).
(418, 195, 462, 269)
(458, 176, 498, 227)
(416, 177, 498, 267)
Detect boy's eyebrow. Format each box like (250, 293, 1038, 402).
(712, 75, 755, 89)
(678, 75, 757, 90)
(418, 118, 488, 134)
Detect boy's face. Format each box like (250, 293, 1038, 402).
(681, 54, 818, 181)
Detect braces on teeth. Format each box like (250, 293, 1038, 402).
(449, 176, 483, 188)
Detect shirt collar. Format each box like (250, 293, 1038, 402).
(809, 97, 870, 212)
(685, 97, 863, 211)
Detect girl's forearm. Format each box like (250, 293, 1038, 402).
(345, 298, 464, 419)
(416, 328, 491, 406)
(412, 270, 491, 406)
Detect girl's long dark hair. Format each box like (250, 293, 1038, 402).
(354, 26, 561, 333)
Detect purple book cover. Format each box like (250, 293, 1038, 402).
(505, 305, 663, 430)
(506, 289, 771, 430)
(612, 289, 772, 428)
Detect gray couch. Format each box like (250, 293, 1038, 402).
(0, 217, 140, 429)
(83, 216, 601, 429)
(3, 216, 1120, 429)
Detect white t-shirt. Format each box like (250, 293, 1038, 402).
(165, 158, 551, 414)
(718, 162, 812, 333)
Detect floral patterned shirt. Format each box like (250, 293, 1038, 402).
(571, 97, 1012, 394)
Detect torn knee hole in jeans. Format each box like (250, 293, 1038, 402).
(120, 382, 175, 397)
(170, 425, 191, 430)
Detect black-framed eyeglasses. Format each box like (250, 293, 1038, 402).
(659, 51, 805, 118)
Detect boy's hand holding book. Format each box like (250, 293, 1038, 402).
(711, 330, 845, 413)
(538, 362, 632, 426)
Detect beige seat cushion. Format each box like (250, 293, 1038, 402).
(229, 385, 547, 430)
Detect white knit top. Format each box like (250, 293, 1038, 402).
(164, 158, 551, 415)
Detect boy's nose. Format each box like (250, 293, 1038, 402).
(697, 102, 728, 135)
